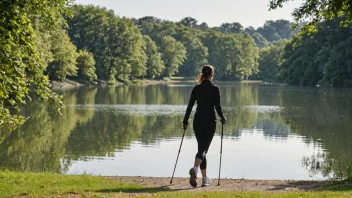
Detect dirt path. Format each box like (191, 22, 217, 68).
(107, 176, 332, 192)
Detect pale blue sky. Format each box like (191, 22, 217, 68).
(74, 0, 303, 28)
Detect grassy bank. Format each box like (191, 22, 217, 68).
(1, 171, 352, 197)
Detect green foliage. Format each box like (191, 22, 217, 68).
(257, 20, 299, 42)
(269, 0, 352, 33)
(220, 22, 244, 34)
(137, 16, 163, 25)
(77, 50, 97, 81)
(279, 18, 352, 87)
(202, 31, 259, 80)
(250, 32, 269, 48)
(159, 36, 187, 77)
(143, 36, 165, 79)
(0, 0, 67, 126)
(67, 5, 147, 81)
(46, 29, 79, 80)
(258, 39, 289, 80)
(180, 17, 198, 28)
(236, 33, 260, 80)
(177, 31, 208, 76)
(197, 22, 209, 31)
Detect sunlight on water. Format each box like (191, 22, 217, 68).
(167, 84, 195, 87)
(71, 104, 190, 116)
(69, 104, 284, 116)
(243, 105, 283, 114)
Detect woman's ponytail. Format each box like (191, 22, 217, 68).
(197, 65, 214, 84)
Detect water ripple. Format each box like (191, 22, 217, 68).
(243, 105, 283, 114)
(71, 104, 189, 116)
(69, 104, 283, 116)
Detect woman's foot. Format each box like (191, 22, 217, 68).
(201, 176, 212, 187)
(189, 168, 197, 187)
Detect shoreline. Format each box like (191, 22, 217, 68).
(49, 79, 174, 89)
(49, 79, 267, 89)
(107, 176, 333, 192)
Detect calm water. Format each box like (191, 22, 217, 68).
(1, 82, 352, 180)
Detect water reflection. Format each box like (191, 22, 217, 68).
(0, 83, 351, 180)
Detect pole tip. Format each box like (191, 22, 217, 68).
(170, 181, 172, 184)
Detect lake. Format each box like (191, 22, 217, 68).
(1, 82, 352, 180)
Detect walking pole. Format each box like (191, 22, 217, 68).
(170, 128, 187, 184)
(218, 120, 224, 185)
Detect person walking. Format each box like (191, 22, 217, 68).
(183, 65, 226, 187)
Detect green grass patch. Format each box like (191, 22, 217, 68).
(0, 171, 142, 197)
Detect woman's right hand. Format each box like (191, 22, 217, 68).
(220, 119, 226, 124)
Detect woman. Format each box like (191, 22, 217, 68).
(183, 65, 226, 187)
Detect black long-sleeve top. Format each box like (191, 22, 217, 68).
(183, 80, 226, 122)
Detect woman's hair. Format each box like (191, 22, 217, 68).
(197, 65, 214, 84)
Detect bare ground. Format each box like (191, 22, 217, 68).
(107, 176, 332, 192)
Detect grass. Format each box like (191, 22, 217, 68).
(0, 171, 142, 197)
(1, 171, 352, 197)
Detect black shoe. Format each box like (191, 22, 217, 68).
(189, 168, 197, 187)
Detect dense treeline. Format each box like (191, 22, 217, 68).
(65, 5, 260, 81)
(259, 18, 352, 87)
(280, 18, 352, 87)
(33, 5, 304, 83)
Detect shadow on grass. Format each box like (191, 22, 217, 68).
(269, 180, 352, 192)
(95, 185, 195, 194)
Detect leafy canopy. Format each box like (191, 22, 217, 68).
(0, 0, 69, 127)
(269, 0, 352, 32)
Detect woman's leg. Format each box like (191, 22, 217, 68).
(199, 121, 216, 178)
(200, 156, 207, 177)
(193, 119, 206, 170)
(189, 119, 206, 187)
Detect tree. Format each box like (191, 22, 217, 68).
(235, 33, 260, 80)
(159, 36, 186, 77)
(220, 22, 243, 34)
(258, 40, 289, 80)
(77, 50, 97, 81)
(67, 5, 147, 81)
(138, 16, 162, 25)
(269, 0, 352, 32)
(278, 18, 352, 87)
(177, 31, 208, 76)
(0, 0, 67, 126)
(202, 31, 259, 80)
(180, 17, 198, 28)
(245, 26, 256, 35)
(257, 20, 297, 42)
(46, 29, 79, 80)
(143, 36, 165, 79)
(130, 35, 148, 79)
(198, 22, 209, 31)
(251, 32, 269, 48)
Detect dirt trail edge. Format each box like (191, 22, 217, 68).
(107, 176, 332, 192)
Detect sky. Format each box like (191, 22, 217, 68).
(74, 0, 303, 28)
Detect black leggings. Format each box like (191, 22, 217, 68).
(193, 119, 216, 170)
